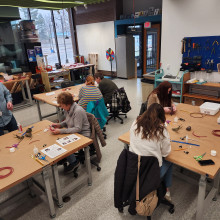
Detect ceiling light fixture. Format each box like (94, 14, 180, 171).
(84, 4, 87, 9)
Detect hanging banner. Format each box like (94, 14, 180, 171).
(34, 46, 43, 57)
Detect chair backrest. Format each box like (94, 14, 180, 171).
(61, 81, 75, 88)
(109, 87, 131, 113)
(139, 101, 148, 116)
(86, 98, 109, 129)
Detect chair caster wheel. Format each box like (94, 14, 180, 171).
(104, 135, 107, 139)
(50, 214, 56, 218)
(88, 183, 92, 186)
(106, 122, 108, 125)
(121, 121, 123, 124)
(58, 203, 64, 208)
(118, 207, 123, 213)
(125, 115, 127, 118)
(213, 197, 217, 201)
(169, 207, 175, 214)
(97, 167, 101, 171)
(73, 172, 78, 178)
(103, 127, 106, 132)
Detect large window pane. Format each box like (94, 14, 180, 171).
(30, 9, 59, 66)
(53, 10, 74, 64)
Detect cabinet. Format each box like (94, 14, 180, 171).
(41, 69, 70, 92)
(154, 69, 190, 103)
(183, 82, 220, 105)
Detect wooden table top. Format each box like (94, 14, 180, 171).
(2, 76, 30, 85)
(118, 103, 220, 179)
(33, 84, 84, 106)
(0, 120, 92, 193)
(67, 63, 94, 70)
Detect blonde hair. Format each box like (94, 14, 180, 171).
(86, 75, 95, 85)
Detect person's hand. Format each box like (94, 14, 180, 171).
(7, 102, 13, 111)
(51, 129, 61, 135)
(51, 123, 61, 128)
(172, 105, 177, 112)
(164, 107, 171, 113)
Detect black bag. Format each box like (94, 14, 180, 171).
(118, 87, 131, 113)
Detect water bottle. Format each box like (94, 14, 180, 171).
(17, 123, 23, 133)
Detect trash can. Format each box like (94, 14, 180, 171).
(141, 78, 154, 102)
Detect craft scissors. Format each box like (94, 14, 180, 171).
(193, 152, 206, 161)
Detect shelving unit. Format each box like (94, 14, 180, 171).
(154, 69, 190, 103)
(183, 82, 220, 104)
(41, 69, 70, 92)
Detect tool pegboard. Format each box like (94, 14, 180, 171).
(181, 35, 220, 72)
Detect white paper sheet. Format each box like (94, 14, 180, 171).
(41, 144, 67, 158)
(56, 134, 80, 147)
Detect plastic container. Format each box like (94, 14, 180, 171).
(17, 123, 23, 133)
(200, 102, 220, 115)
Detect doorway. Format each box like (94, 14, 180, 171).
(143, 23, 161, 74)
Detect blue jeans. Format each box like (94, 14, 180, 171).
(0, 115, 18, 136)
(160, 158, 173, 188)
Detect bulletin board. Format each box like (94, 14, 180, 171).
(181, 35, 220, 72)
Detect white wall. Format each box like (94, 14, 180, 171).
(76, 21, 116, 72)
(161, 0, 220, 81)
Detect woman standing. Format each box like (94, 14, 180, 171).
(130, 103, 173, 200)
(147, 81, 176, 114)
(78, 75, 103, 110)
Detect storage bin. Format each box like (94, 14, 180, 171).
(184, 96, 204, 106)
(200, 102, 220, 115)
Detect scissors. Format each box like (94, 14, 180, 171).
(37, 153, 49, 162)
(193, 152, 206, 161)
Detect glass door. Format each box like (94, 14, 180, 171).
(143, 24, 161, 74)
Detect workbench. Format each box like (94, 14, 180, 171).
(118, 103, 220, 220)
(0, 120, 93, 218)
(3, 76, 33, 110)
(33, 84, 83, 122)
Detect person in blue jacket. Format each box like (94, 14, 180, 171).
(0, 83, 18, 136)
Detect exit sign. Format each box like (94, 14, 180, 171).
(144, 22, 151, 28)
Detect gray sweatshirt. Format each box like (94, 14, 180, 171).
(60, 102, 91, 137)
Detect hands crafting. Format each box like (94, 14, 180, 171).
(51, 123, 61, 128)
(7, 102, 13, 111)
(51, 129, 61, 135)
(164, 105, 177, 114)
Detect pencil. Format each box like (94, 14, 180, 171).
(174, 148, 187, 151)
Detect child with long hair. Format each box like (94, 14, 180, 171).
(130, 103, 173, 200)
(147, 81, 176, 114)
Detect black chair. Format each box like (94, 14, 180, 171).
(106, 87, 131, 124)
(114, 149, 174, 218)
(139, 100, 148, 115)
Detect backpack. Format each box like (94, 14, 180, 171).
(118, 87, 131, 113)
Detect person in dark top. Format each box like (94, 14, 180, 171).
(94, 72, 118, 104)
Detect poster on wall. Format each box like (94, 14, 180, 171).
(34, 46, 43, 57)
(27, 49, 36, 62)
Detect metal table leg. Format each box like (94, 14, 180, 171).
(124, 143, 129, 150)
(84, 147, 92, 186)
(52, 163, 63, 208)
(92, 66, 95, 76)
(25, 79, 33, 105)
(196, 175, 206, 220)
(36, 100, 43, 121)
(20, 81, 26, 101)
(42, 167, 56, 218)
(57, 107, 63, 122)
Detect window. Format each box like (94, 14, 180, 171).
(53, 10, 74, 65)
(30, 8, 59, 66)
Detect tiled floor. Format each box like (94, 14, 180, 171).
(1, 78, 220, 220)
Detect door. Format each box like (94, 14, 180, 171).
(143, 23, 161, 74)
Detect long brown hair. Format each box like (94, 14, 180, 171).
(135, 103, 166, 141)
(148, 81, 172, 107)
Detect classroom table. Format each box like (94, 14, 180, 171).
(0, 120, 93, 217)
(3, 76, 33, 110)
(118, 103, 220, 220)
(33, 84, 83, 122)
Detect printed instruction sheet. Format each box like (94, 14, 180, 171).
(56, 134, 81, 147)
(41, 144, 67, 158)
